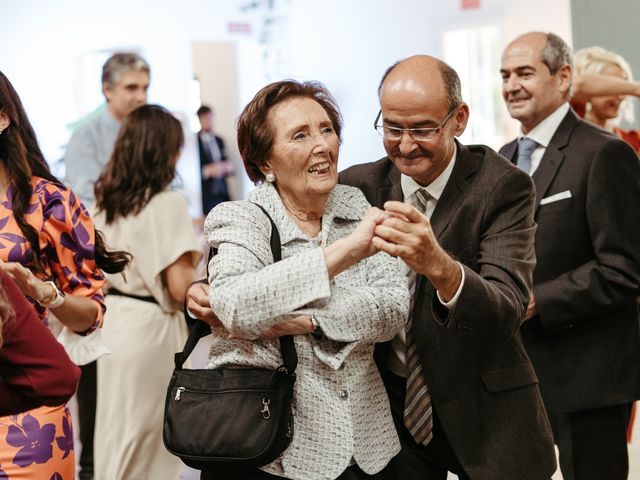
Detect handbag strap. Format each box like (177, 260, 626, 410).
(176, 203, 298, 374)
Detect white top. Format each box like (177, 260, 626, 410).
(94, 190, 202, 311)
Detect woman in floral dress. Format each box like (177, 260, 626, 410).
(0, 70, 128, 479)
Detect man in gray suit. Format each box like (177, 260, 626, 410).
(500, 32, 640, 480)
(340, 55, 556, 480)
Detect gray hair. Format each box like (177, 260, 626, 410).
(378, 58, 463, 110)
(541, 33, 573, 74)
(101, 52, 150, 90)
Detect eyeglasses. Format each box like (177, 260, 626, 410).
(373, 106, 458, 142)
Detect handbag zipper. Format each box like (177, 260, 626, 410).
(174, 385, 273, 417)
(174, 386, 273, 420)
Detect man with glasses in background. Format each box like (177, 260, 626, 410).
(340, 55, 556, 480)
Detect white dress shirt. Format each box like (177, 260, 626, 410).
(520, 102, 570, 175)
(387, 143, 466, 377)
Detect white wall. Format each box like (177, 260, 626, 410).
(1, 0, 573, 203)
(1, 0, 253, 213)
(280, 0, 573, 166)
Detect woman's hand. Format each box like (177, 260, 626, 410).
(347, 207, 392, 260)
(0, 261, 54, 303)
(186, 282, 223, 327)
(0, 260, 99, 332)
(323, 207, 391, 279)
(259, 315, 313, 339)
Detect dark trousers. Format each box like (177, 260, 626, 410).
(549, 403, 632, 480)
(76, 361, 97, 480)
(201, 464, 383, 480)
(381, 372, 470, 480)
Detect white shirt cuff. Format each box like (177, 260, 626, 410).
(436, 262, 465, 308)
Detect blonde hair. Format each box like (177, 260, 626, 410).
(574, 46, 635, 123)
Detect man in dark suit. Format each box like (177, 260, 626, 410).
(340, 55, 556, 480)
(197, 105, 233, 216)
(499, 32, 640, 480)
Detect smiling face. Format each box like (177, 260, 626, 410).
(104, 69, 149, 122)
(379, 56, 468, 187)
(588, 63, 627, 126)
(264, 96, 339, 212)
(501, 33, 571, 133)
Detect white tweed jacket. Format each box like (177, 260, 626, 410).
(204, 183, 408, 480)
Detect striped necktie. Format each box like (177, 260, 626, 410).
(403, 188, 434, 446)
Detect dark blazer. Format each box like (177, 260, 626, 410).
(500, 109, 640, 413)
(197, 132, 230, 215)
(340, 142, 556, 480)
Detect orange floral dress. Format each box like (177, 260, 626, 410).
(0, 176, 106, 479)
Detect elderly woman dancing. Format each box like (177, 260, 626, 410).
(199, 80, 409, 480)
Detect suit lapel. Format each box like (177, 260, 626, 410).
(414, 143, 479, 335)
(430, 141, 479, 239)
(531, 110, 577, 210)
(377, 165, 403, 205)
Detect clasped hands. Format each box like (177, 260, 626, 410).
(187, 200, 458, 338)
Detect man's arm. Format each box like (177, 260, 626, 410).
(374, 168, 536, 343)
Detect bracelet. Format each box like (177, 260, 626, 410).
(41, 281, 65, 309)
(309, 314, 323, 340)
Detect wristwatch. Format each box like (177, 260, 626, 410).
(41, 281, 66, 308)
(309, 314, 323, 340)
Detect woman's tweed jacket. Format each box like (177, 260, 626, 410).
(204, 183, 408, 480)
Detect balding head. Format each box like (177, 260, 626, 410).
(375, 55, 469, 186)
(505, 32, 573, 75)
(378, 55, 462, 111)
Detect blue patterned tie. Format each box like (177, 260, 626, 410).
(517, 137, 539, 174)
(403, 188, 433, 446)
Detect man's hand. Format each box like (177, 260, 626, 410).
(260, 315, 314, 340)
(185, 282, 222, 327)
(524, 294, 538, 321)
(373, 201, 461, 302)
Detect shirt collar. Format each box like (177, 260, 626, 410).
(521, 102, 570, 147)
(400, 141, 457, 201)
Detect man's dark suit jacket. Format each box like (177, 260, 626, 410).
(197, 133, 230, 215)
(340, 142, 556, 480)
(500, 110, 640, 413)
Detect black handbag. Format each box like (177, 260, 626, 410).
(163, 204, 297, 472)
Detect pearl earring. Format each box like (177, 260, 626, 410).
(265, 172, 276, 183)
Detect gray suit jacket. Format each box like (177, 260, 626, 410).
(204, 183, 407, 480)
(340, 142, 557, 480)
(500, 110, 640, 412)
